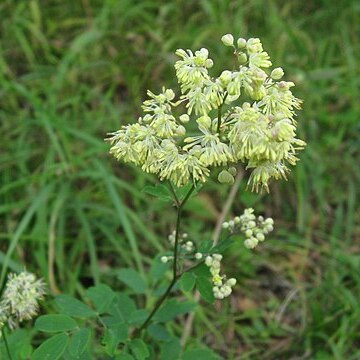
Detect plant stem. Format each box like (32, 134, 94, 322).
(217, 93, 228, 133)
(168, 181, 180, 207)
(133, 184, 196, 337)
(1, 328, 13, 360)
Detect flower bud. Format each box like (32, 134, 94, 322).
(205, 59, 214, 68)
(237, 52, 247, 64)
(179, 114, 190, 123)
(165, 89, 175, 101)
(161, 256, 168, 263)
(270, 67, 284, 80)
(227, 81, 240, 96)
(196, 115, 212, 130)
(218, 170, 234, 184)
(236, 37, 246, 48)
(176, 125, 186, 136)
(222, 222, 229, 229)
(212, 260, 221, 269)
(213, 254, 223, 261)
(219, 70, 232, 85)
(244, 237, 258, 249)
(227, 278, 237, 286)
(221, 34, 234, 47)
(205, 256, 213, 266)
(228, 167, 237, 176)
(256, 233, 265, 241)
(195, 252, 203, 260)
(245, 229, 253, 238)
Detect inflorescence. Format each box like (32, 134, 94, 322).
(107, 34, 305, 192)
(160, 208, 274, 300)
(222, 208, 274, 249)
(0, 271, 46, 332)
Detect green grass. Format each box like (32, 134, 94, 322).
(1, 0, 359, 358)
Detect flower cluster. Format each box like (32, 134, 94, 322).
(0, 272, 46, 331)
(107, 34, 305, 191)
(223, 208, 274, 249)
(204, 254, 236, 299)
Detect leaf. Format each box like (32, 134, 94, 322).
(198, 239, 213, 253)
(150, 257, 170, 281)
(128, 339, 150, 360)
(32, 333, 69, 360)
(142, 184, 172, 202)
(0, 329, 32, 359)
(86, 284, 115, 313)
(108, 293, 137, 323)
(69, 328, 91, 357)
(181, 348, 221, 360)
(148, 324, 171, 341)
(160, 337, 182, 360)
(196, 277, 215, 304)
(180, 272, 196, 292)
(175, 183, 202, 202)
(55, 294, 96, 318)
(118, 268, 148, 294)
(103, 324, 129, 356)
(191, 263, 211, 278)
(211, 237, 235, 253)
(128, 309, 149, 325)
(154, 300, 196, 322)
(35, 314, 78, 333)
(116, 355, 135, 360)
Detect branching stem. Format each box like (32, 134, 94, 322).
(133, 184, 196, 337)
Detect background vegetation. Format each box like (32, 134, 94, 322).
(0, 0, 359, 358)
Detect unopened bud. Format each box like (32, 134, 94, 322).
(221, 34, 234, 47)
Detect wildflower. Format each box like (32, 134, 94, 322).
(0, 272, 46, 331)
(222, 208, 274, 248)
(107, 34, 305, 192)
(204, 254, 236, 299)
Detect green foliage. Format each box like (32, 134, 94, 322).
(118, 268, 148, 294)
(154, 300, 197, 322)
(181, 348, 221, 360)
(32, 333, 69, 360)
(180, 272, 196, 293)
(55, 295, 96, 318)
(196, 277, 215, 304)
(35, 314, 77, 333)
(68, 328, 91, 358)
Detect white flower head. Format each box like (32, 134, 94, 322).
(0, 271, 46, 329)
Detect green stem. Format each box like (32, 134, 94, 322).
(217, 93, 228, 133)
(1, 328, 13, 360)
(168, 181, 180, 207)
(133, 184, 196, 337)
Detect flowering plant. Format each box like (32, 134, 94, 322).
(0, 34, 305, 359)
